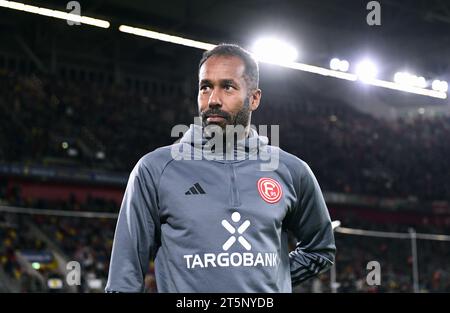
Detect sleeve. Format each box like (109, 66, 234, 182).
(285, 161, 336, 286)
(105, 159, 161, 292)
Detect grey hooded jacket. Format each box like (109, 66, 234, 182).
(105, 124, 336, 293)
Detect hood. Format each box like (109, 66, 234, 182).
(178, 122, 269, 162)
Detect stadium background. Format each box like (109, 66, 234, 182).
(0, 0, 449, 293)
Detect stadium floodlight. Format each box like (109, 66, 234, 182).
(0, 0, 110, 28)
(118, 25, 216, 50)
(339, 60, 349, 72)
(40, 18, 442, 100)
(432, 79, 448, 92)
(406, 74, 417, 86)
(406, 74, 418, 87)
(370, 78, 445, 98)
(251, 37, 298, 63)
(394, 72, 428, 88)
(432, 80, 440, 91)
(118, 26, 356, 81)
(329, 58, 349, 72)
(394, 72, 405, 84)
(416, 76, 427, 88)
(330, 58, 340, 70)
(116, 25, 446, 98)
(274, 59, 357, 81)
(355, 59, 378, 82)
(408, 75, 426, 88)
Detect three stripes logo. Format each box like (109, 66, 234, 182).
(185, 182, 206, 195)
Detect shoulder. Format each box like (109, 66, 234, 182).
(132, 143, 183, 179)
(271, 145, 312, 179)
(264, 145, 321, 195)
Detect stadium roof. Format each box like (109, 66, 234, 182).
(20, 0, 447, 72)
(1, 0, 449, 116)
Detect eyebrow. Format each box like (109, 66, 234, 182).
(199, 78, 239, 86)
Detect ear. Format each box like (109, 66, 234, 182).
(249, 89, 262, 112)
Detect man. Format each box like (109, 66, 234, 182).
(106, 44, 336, 293)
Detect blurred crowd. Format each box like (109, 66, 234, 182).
(0, 191, 157, 293)
(296, 219, 450, 293)
(257, 95, 450, 202)
(1, 69, 449, 202)
(0, 212, 59, 292)
(0, 69, 194, 171)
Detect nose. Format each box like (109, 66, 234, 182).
(208, 88, 222, 109)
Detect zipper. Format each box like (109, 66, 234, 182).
(228, 163, 241, 207)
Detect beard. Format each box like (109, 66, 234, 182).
(200, 98, 251, 130)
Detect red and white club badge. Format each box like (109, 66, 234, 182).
(257, 177, 283, 204)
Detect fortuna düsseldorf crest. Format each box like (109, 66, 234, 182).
(257, 177, 282, 204)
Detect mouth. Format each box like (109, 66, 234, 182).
(206, 115, 226, 123)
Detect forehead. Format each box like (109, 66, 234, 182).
(199, 55, 246, 82)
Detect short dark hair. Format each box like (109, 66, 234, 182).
(198, 43, 259, 92)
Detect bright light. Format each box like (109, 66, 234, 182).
(432, 80, 440, 91)
(331, 220, 341, 230)
(417, 76, 427, 88)
(418, 107, 425, 115)
(118, 25, 215, 50)
(432, 79, 448, 92)
(370, 78, 445, 99)
(355, 59, 378, 81)
(0, 0, 110, 28)
(339, 60, 349, 72)
(405, 74, 417, 86)
(329, 58, 349, 72)
(394, 72, 427, 88)
(273, 60, 357, 81)
(116, 25, 445, 99)
(32, 262, 40, 270)
(330, 58, 340, 70)
(394, 72, 404, 83)
(251, 38, 298, 63)
(47, 278, 63, 289)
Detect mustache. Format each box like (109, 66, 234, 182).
(201, 108, 232, 120)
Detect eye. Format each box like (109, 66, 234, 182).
(224, 84, 234, 91)
(199, 85, 211, 92)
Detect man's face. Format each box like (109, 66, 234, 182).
(198, 55, 254, 130)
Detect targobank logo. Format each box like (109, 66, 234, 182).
(222, 212, 251, 251)
(183, 212, 280, 269)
